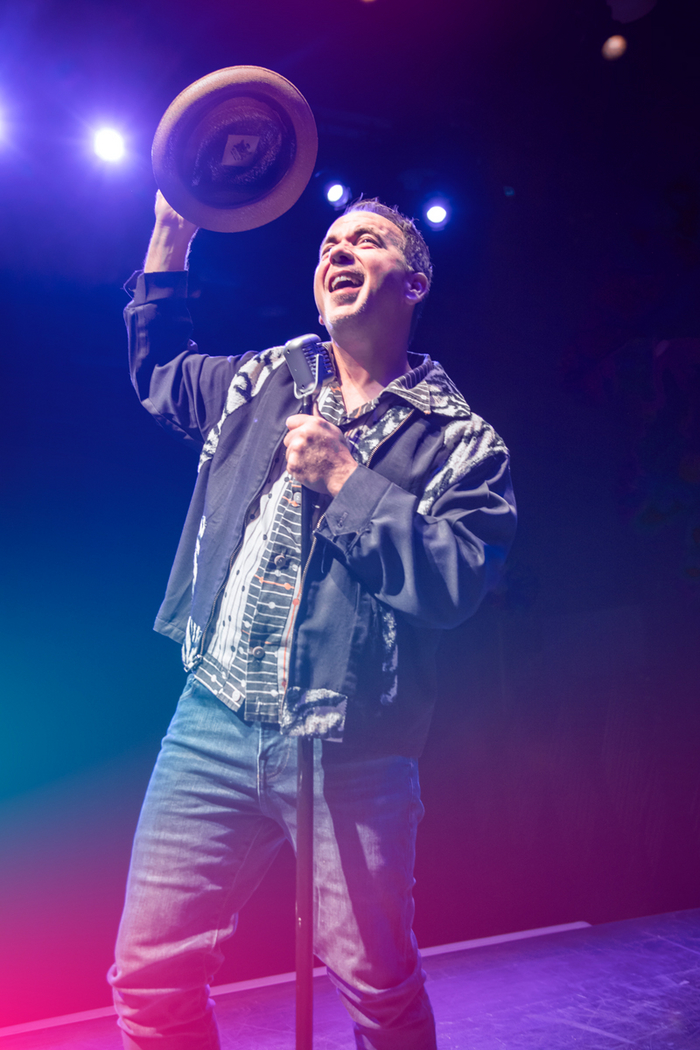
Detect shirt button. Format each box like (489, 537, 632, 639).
(274, 554, 288, 568)
(252, 646, 265, 660)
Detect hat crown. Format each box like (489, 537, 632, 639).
(153, 67, 317, 232)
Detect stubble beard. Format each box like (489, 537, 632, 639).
(325, 293, 369, 341)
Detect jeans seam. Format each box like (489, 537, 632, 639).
(259, 729, 294, 789)
(210, 817, 283, 961)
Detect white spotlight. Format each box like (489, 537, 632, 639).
(94, 128, 125, 162)
(423, 197, 451, 230)
(325, 182, 351, 209)
(426, 204, 447, 224)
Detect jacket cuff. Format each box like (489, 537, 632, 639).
(124, 270, 190, 304)
(317, 464, 393, 551)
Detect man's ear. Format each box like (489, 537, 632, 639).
(318, 314, 326, 328)
(405, 272, 429, 304)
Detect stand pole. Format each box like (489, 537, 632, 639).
(296, 393, 314, 1050)
(295, 735, 314, 1049)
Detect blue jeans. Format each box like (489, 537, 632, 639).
(108, 676, 436, 1050)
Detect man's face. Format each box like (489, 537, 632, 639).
(314, 211, 413, 336)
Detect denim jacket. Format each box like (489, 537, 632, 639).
(126, 271, 517, 755)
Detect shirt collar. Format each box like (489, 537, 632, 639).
(321, 349, 473, 423)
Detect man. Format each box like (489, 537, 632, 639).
(108, 191, 516, 1050)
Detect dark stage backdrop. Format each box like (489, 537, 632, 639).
(1, 0, 699, 1028)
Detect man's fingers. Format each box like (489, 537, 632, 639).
(286, 405, 325, 428)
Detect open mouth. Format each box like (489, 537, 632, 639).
(329, 271, 364, 293)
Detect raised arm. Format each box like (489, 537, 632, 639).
(125, 193, 244, 449)
(144, 191, 199, 272)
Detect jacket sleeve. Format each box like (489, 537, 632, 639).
(125, 271, 251, 451)
(315, 434, 516, 630)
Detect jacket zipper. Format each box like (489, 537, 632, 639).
(277, 520, 319, 717)
(193, 538, 243, 666)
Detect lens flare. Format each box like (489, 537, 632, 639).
(94, 128, 125, 162)
(602, 35, 628, 60)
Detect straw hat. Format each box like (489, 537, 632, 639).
(152, 66, 318, 232)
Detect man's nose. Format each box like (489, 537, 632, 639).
(329, 241, 355, 265)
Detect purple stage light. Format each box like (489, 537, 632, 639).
(423, 197, 451, 230)
(325, 182, 351, 209)
(94, 128, 125, 162)
(427, 205, 447, 224)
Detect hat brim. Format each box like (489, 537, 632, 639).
(152, 66, 318, 233)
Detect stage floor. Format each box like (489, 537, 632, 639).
(2, 910, 699, 1049)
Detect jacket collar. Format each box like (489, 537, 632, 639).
(389, 353, 473, 420)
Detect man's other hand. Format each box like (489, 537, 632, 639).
(284, 405, 357, 497)
(143, 191, 199, 272)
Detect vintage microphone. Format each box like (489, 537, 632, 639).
(283, 334, 335, 1050)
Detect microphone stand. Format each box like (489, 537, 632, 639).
(283, 335, 334, 1050)
(296, 397, 314, 1050)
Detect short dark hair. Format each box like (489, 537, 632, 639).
(343, 197, 433, 292)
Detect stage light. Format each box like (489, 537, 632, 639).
(325, 182, 351, 209)
(94, 128, 125, 162)
(427, 204, 447, 224)
(423, 197, 451, 230)
(602, 35, 628, 60)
